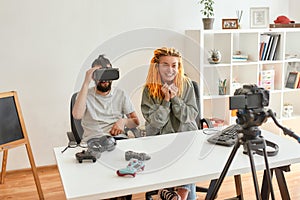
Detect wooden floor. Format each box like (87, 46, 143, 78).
(1, 163, 300, 200)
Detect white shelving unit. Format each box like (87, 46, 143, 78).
(185, 28, 300, 135)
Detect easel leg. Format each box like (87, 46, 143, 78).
(1, 149, 8, 184)
(25, 143, 44, 199)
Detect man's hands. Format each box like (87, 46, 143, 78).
(110, 119, 125, 136)
(83, 66, 100, 86)
(162, 83, 178, 102)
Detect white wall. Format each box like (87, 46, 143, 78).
(0, 0, 292, 170)
(289, 0, 300, 22)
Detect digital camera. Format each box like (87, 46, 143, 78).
(229, 84, 269, 110)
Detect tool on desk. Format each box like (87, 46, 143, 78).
(125, 150, 151, 161)
(116, 159, 145, 177)
(76, 150, 97, 163)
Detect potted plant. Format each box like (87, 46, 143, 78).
(198, 0, 215, 30)
(208, 49, 221, 64)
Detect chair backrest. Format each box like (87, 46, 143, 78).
(191, 80, 213, 129)
(191, 80, 202, 129)
(70, 93, 84, 144)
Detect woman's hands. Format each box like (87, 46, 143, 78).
(162, 83, 178, 102)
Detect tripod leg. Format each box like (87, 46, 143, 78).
(207, 141, 241, 200)
(245, 141, 262, 200)
(262, 143, 275, 200)
(261, 169, 274, 199)
(246, 138, 275, 200)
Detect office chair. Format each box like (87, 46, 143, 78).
(66, 92, 84, 144)
(145, 81, 215, 200)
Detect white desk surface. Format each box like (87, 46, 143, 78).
(54, 129, 300, 200)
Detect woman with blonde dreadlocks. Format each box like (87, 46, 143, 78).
(141, 47, 198, 200)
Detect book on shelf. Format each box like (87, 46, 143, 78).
(269, 34, 280, 60)
(259, 69, 275, 90)
(260, 34, 271, 60)
(285, 71, 300, 89)
(260, 33, 280, 61)
(264, 35, 274, 60)
(232, 54, 248, 62)
(259, 42, 265, 60)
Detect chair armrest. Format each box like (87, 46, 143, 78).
(200, 118, 214, 129)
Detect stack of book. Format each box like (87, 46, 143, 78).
(259, 33, 281, 61)
(232, 54, 248, 62)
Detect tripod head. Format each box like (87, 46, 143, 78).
(230, 84, 300, 143)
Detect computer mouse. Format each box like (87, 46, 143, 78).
(87, 135, 117, 153)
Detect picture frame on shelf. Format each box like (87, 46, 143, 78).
(285, 71, 300, 89)
(222, 19, 238, 29)
(250, 7, 269, 28)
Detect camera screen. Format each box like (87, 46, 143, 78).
(229, 93, 263, 110)
(229, 95, 246, 110)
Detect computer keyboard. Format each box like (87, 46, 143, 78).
(207, 124, 241, 147)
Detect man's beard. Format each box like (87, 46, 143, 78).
(96, 81, 112, 92)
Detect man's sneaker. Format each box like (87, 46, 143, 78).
(125, 150, 151, 161)
(158, 189, 181, 200)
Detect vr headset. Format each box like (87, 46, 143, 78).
(93, 68, 119, 81)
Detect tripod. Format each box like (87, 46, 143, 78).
(208, 126, 275, 200)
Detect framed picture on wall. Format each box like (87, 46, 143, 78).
(250, 7, 269, 28)
(222, 19, 238, 29)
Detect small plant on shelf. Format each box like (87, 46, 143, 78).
(208, 49, 221, 64)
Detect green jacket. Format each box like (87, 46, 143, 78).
(141, 78, 198, 136)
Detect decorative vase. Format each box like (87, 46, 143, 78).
(208, 49, 221, 64)
(202, 18, 214, 30)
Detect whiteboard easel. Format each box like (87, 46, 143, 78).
(0, 91, 44, 199)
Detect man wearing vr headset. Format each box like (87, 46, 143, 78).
(72, 54, 140, 141)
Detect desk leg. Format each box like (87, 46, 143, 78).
(275, 166, 291, 200)
(261, 165, 291, 200)
(205, 176, 243, 200)
(234, 175, 244, 200)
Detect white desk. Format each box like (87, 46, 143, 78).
(54, 130, 300, 200)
